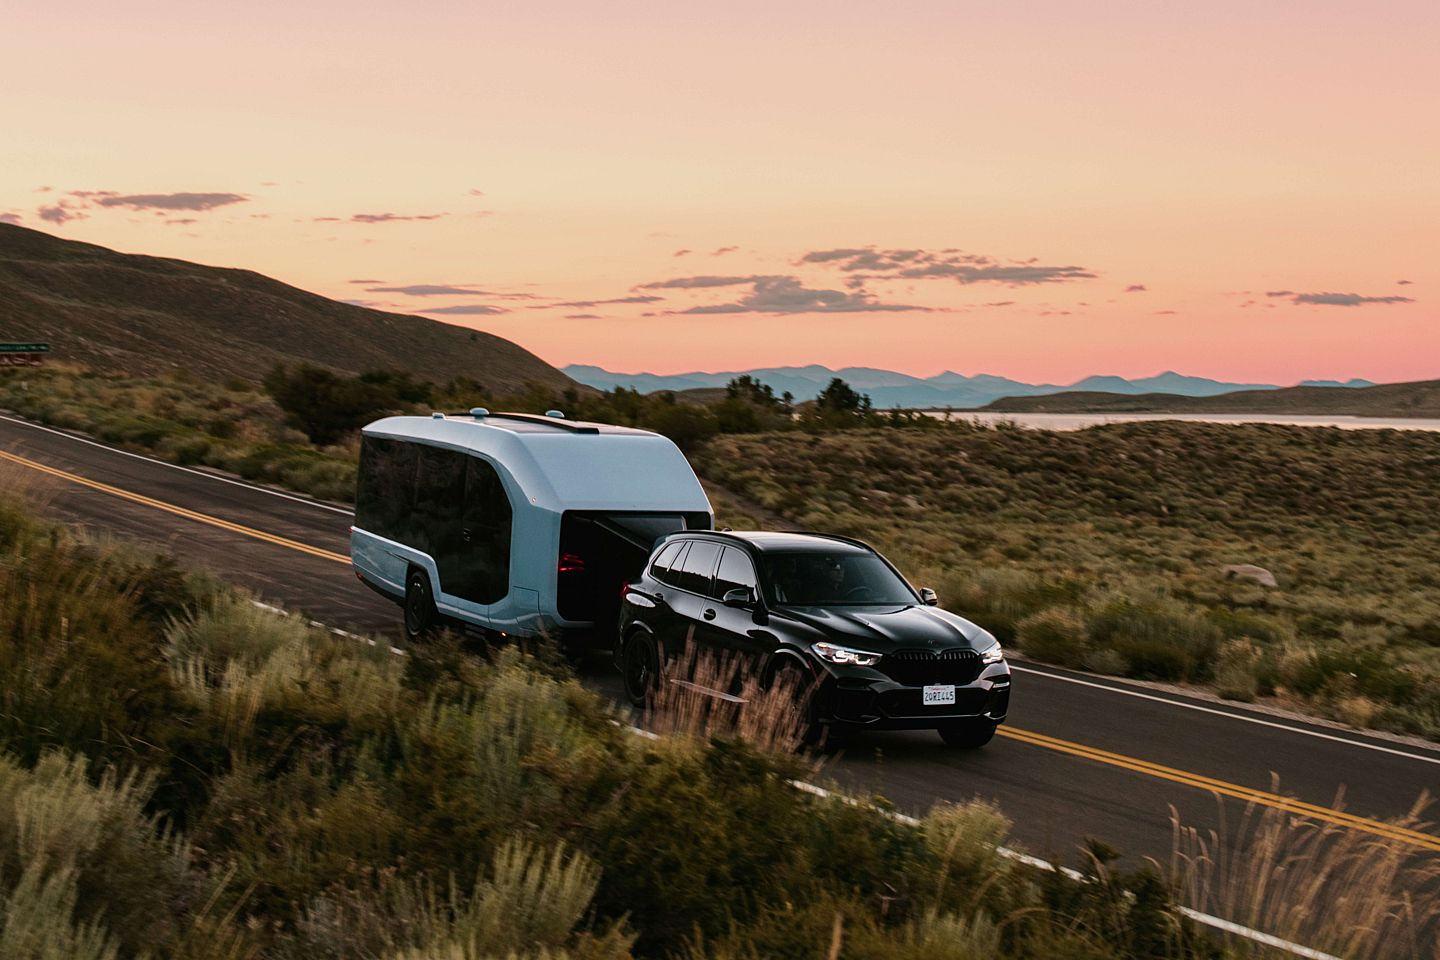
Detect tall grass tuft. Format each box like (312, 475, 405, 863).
(642, 644, 810, 755)
(1171, 789, 1440, 959)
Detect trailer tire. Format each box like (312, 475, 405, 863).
(403, 568, 437, 641)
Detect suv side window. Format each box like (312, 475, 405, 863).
(656, 541, 690, 587)
(713, 547, 757, 599)
(649, 541, 683, 580)
(676, 540, 721, 595)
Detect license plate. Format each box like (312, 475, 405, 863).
(922, 684, 956, 706)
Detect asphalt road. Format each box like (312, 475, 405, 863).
(3, 412, 1438, 875)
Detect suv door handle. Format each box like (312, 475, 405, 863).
(703, 608, 717, 621)
(462, 528, 473, 542)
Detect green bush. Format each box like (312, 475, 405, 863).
(1015, 609, 1089, 667)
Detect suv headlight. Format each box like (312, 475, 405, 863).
(812, 641, 882, 666)
(981, 642, 1005, 664)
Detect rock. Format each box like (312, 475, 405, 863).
(1221, 564, 1277, 588)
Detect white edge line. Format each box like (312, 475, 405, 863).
(1010, 664, 1440, 766)
(244, 604, 1337, 960)
(0, 413, 354, 516)
(785, 774, 1340, 960)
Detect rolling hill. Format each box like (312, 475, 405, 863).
(0, 224, 573, 391)
(983, 379, 1440, 418)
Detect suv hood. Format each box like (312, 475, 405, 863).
(776, 604, 995, 652)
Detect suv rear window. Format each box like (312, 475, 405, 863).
(713, 547, 757, 599)
(649, 540, 684, 580)
(676, 540, 721, 594)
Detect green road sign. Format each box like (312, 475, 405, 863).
(0, 343, 50, 353)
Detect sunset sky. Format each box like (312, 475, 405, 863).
(5, 0, 1436, 384)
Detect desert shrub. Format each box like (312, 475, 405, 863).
(1087, 602, 1221, 683)
(1015, 609, 1089, 668)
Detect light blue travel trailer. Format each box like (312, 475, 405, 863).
(350, 410, 713, 645)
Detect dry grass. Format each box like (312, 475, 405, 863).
(641, 644, 812, 755)
(1170, 787, 1440, 959)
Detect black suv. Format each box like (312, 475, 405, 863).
(616, 531, 1010, 747)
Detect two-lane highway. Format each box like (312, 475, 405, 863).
(3, 412, 1437, 868)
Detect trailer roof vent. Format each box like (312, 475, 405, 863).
(430, 411, 445, 419)
(470, 407, 490, 418)
(544, 409, 566, 419)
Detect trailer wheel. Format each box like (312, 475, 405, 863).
(403, 569, 437, 641)
(621, 633, 659, 709)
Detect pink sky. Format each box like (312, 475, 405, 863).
(4, 0, 1437, 384)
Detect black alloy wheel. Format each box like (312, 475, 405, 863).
(937, 718, 997, 748)
(622, 633, 660, 708)
(772, 660, 847, 752)
(403, 569, 437, 641)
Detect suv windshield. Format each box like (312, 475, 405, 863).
(760, 551, 917, 606)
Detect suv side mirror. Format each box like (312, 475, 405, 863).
(919, 587, 939, 606)
(722, 587, 754, 608)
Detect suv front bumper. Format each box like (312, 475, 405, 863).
(818, 664, 1010, 730)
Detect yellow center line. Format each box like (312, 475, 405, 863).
(998, 726, 1440, 852)
(0, 448, 351, 566)
(6, 446, 1437, 853)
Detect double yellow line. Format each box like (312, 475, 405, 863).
(0, 448, 351, 566)
(1000, 726, 1440, 852)
(6, 444, 1439, 854)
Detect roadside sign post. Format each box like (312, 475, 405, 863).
(0, 343, 49, 367)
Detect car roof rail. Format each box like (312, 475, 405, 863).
(791, 530, 876, 550)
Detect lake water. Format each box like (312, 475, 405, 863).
(919, 411, 1440, 433)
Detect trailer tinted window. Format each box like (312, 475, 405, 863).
(356, 436, 418, 542)
(462, 455, 512, 603)
(415, 444, 467, 557)
(676, 540, 721, 595)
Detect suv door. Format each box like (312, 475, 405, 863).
(665, 539, 722, 658)
(707, 546, 768, 666)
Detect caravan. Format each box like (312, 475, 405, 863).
(350, 410, 713, 644)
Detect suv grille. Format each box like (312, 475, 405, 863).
(879, 648, 983, 686)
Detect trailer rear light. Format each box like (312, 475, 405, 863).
(558, 552, 586, 573)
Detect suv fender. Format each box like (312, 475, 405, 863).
(763, 647, 815, 689)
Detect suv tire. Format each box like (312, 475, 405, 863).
(622, 633, 660, 709)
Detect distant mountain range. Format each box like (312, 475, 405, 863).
(564, 364, 1375, 410)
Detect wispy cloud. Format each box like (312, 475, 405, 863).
(637, 275, 765, 290)
(37, 202, 86, 225)
(76, 191, 249, 211)
(673, 248, 691, 257)
(348, 212, 447, 224)
(348, 278, 386, 284)
(365, 284, 494, 296)
(548, 295, 665, 308)
(800, 246, 1096, 286)
(418, 304, 509, 315)
(1124, 284, 1147, 292)
(564, 313, 601, 319)
(673, 276, 929, 314)
(1292, 292, 1414, 306)
(711, 246, 738, 256)
(0, 213, 22, 225)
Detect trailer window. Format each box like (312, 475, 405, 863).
(463, 455, 512, 603)
(356, 436, 418, 542)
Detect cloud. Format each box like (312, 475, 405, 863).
(548, 295, 664, 308)
(0, 213, 21, 225)
(37, 202, 86, 225)
(564, 314, 601, 319)
(348, 212, 447, 223)
(636, 275, 766, 290)
(79, 191, 248, 211)
(468, 188, 486, 197)
(800, 246, 1095, 286)
(1291, 292, 1414, 307)
(1397, 279, 1413, 285)
(348, 279, 386, 284)
(985, 301, 1015, 307)
(1265, 290, 1294, 297)
(163, 218, 198, 226)
(710, 246, 739, 256)
(366, 284, 494, 296)
(674, 276, 929, 315)
(418, 304, 509, 315)
(1154, 310, 1177, 315)
(673, 249, 692, 257)
(1125, 284, 1147, 292)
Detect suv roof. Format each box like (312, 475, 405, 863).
(672, 530, 874, 555)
